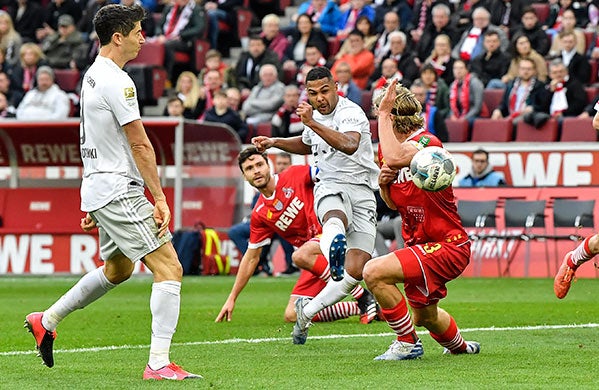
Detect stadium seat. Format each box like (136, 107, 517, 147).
(482, 89, 504, 114)
(327, 37, 341, 60)
(445, 118, 469, 142)
(560, 117, 597, 141)
(515, 118, 558, 142)
(256, 122, 272, 137)
(585, 31, 594, 53)
(457, 199, 499, 276)
(237, 8, 253, 40)
(531, 2, 550, 24)
(53, 69, 80, 93)
(369, 119, 378, 142)
(589, 59, 598, 84)
(360, 90, 373, 118)
(471, 119, 513, 142)
(129, 40, 165, 66)
(585, 86, 598, 105)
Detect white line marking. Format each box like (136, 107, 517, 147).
(5, 323, 599, 357)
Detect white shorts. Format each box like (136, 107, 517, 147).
(90, 191, 172, 262)
(314, 181, 376, 254)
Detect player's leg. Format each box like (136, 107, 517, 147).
(363, 251, 423, 361)
(24, 220, 132, 368)
(319, 206, 348, 282)
(412, 304, 479, 355)
(555, 233, 599, 299)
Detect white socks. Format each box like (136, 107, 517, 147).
(303, 271, 360, 319)
(319, 217, 346, 262)
(148, 281, 181, 370)
(42, 266, 116, 332)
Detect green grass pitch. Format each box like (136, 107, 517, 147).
(2, 276, 599, 389)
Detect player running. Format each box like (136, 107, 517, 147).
(554, 233, 599, 298)
(252, 67, 380, 344)
(215, 147, 378, 324)
(362, 79, 480, 360)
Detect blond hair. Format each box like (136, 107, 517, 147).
(175, 71, 200, 110)
(373, 83, 423, 134)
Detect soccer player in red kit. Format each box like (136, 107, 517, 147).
(362, 79, 480, 360)
(215, 147, 377, 323)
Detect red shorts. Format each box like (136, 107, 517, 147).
(394, 240, 471, 309)
(291, 269, 326, 298)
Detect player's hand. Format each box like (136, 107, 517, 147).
(215, 299, 235, 322)
(378, 78, 398, 115)
(379, 164, 398, 186)
(296, 101, 314, 124)
(252, 136, 274, 152)
(80, 213, 96, 231)
(153, 199, 171, 238)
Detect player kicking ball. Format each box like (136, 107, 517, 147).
(554, 234, 599, 298)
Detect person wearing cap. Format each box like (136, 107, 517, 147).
(41, 14, 85, 69)
(15, 65, 70, 119)
(36, 0, 82, 42)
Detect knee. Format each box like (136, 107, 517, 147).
(104, 263, 134, 285)
(362, 260, 381, 288)
(412, 312, 437, 328)
(588, 234, 599, 254)
(153, 258, 184, 282)
(291, 250, 308, 269)
(284, 307, 296, 323)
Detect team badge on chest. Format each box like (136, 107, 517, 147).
(273, 199, 284, 211)
(282, 187, 294, 198)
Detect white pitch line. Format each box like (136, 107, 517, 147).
(3, 323, 598, 357)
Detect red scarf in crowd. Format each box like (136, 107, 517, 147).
(508, 78, 534, 119)
(449, 73, 471, 118)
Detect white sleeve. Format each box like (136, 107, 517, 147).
(338, 105, 367, 134)
(105, 75, 141, 126)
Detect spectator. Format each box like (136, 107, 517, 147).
(589, 0, 599, 30)
(241, 64, 285, 126)
(155, 0, 205, 83)
(335, 15, 377, 60)
(204, 90, 248, 142)
(491, 57, 547, 127)
(511, 6, 550, 56)
(9, 42, 47, 95)
(226, 87, 242, 111)
(448, 59, 484, 124)
(296, 44, 328, 93)
(452, 7, 509, 62)
(370, 30, 419, 88)
(542, 0, 561, 33)
(425, 33, 455, 85)
(0, 11, 22, 67)
(283, 13, 328, 72)
(336, 0, 375, 41)
(453, 0, 488, 36)
(198, 49, 236, 89)
(291, 0, 341, 37)
(196, 68, 224, 120)
(459, 148, 506, 187)
(488, 0, 524, 36)
(410, 0, 450, 44)
(470, 29, 511, 89)
(373, 0, 413, 34)
(272, 85, 303, 138)
(165, 96, 185, 117)
(260, 14, 289, 62)
(41, 14, 85, 69)
(579, 95, 599, 118)
(416, 3, 458, 63)
(36, 0, 83, 42)
(0, 71, 22, 110)
(419, 62, 450, 118)
(371, 58, 403, 102)
(8, 0, 44, 44)
(410, 78, 448, 141)
(548, 9, 586, 56)
(502, 33, 548, 84)
(170, 71, 201, 120)
(330, 29, 374, 89)
(373, 10, 402, 66)
(537, 59, 586, 124)
(78, 0, 109, 42)
(16, 65, 70, 119)
(0, 91, 15, 118)
(332, 61, 361, 105)
(555, 30, 591, 85)
(204, 0, 243, 53)
(235, 34, 281, 99)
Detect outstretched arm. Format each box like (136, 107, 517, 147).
(215, 246, 263, 322)
(252, 135, 312, 155)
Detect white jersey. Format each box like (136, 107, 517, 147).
(301, 96, 379, 189)
(79, 55, 143, 212)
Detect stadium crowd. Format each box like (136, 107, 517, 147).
(0, 0, 597, 142)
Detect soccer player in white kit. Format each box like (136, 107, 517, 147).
(252, 66, 380, 344)
(23, 5, 201, 380)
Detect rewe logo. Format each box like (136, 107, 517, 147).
(274, 197, 304, 232)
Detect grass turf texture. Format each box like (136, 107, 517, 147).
(2, 276, 599, 389)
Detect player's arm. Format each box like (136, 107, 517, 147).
(252, 135, 312, 155)
(215, 246, 262, 322)
(123, 119, 170, 237)
(376, 79, 419, 170)
(379, 164, 398, 210)
(296, 101, 360, 155)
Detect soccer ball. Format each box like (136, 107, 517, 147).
(410, 146, 456, 192)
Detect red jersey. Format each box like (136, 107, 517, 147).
(248, 165, 321, 249)
(379, 130, 467, 247)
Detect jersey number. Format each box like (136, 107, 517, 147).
(422, 243, 442, 254)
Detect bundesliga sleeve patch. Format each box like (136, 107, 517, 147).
(124, 87, 135, 99)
